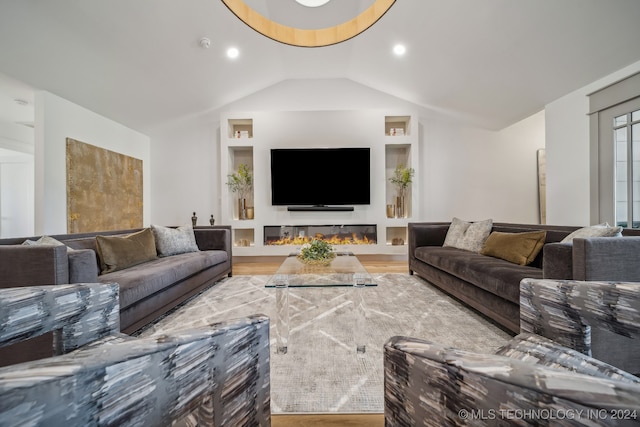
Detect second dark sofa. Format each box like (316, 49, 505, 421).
(409, 221, 640, 333)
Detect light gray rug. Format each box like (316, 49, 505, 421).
(137, 273, 512, 413)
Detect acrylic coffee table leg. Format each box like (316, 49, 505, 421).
(353, 274, 367, 353)
(274, 274, 289, 354)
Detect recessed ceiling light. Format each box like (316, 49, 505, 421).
(393, 44, 406, 56)
(227, 47, 239, 59)
(295, 0, 331, 7)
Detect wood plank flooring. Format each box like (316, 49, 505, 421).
(233, 256, 403, 426)
(232, 256, 408, 276)
(271, 413, 384, 427)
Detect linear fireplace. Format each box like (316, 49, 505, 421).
(264, 224, 377, 246)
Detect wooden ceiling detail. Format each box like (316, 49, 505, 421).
(221, 0, 396, 47)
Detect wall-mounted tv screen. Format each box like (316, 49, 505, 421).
(270, 147, 370, 206)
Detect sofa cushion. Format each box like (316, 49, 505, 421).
(151, 225, 199, 257)
(98, 250, 228, 309)
(414, 246, 542, 304)
(96, 228, 158, 274)
(561, 223, 622, 242)
(480, 230, 546, 266)
(443, 217, 493, 252)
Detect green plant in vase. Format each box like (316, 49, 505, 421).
(226, 163, 253, 220)
(389, 164, 414, 218)
(297, 239, 336, 265)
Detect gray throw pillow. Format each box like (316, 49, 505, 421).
(151, 224, 200, 257)
(560, 223, 623, 243)
(443, 217, 493, 253)
(22, 236, 72, 252)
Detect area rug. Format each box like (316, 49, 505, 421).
(136, 273, 513, 413)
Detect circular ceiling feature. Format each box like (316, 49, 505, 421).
(221, 0, 396, 47)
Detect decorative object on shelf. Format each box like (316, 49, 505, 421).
(191, 212, 197, 227)
(221, 0, 396, 48)
(297, 238, 336, 265)
(226, 163, 253, 220)
(209, 215, 215, 226)
(389, 164, 414, 218)
(246, 207, 254, 220)
(386, 204, 395, 218)
(392, 237, 405, 246)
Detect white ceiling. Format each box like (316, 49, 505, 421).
(0, 0, 639, 134)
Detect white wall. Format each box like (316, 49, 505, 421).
(150, 115, 219, 226)
(0, 119, 34, 236)
(35, 91, 150, 235)
(0, 150, 33, 237)
(150, 79, 545, 229)
(545, 60, 640, 226)
(424, 111, 545, 223)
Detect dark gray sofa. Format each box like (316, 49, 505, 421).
(0, 226, 232, 335)
(408, 221, 640, 334)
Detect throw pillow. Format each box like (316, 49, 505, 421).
(22, 236, 72, 252)
(96, 228, 157, 274)
(480, 230, 547, 266)
(443, 217, 493, 252)
(151, 224, 200, 257)
(560, 223, 623, 243)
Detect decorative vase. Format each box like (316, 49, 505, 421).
(191, 212, 197, 227)
(396, 189, 406, 218)
(238, 198, 247, 220)
(209, 215, 215, 226)
(246, 207, 254, 220)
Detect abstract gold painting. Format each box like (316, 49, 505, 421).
(66, 138, 143, 233)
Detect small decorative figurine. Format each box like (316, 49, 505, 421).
(209, 215, 215, 226)
(191, 212, 197, 227)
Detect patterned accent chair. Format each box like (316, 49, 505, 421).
(0, 283, 271, 426)
(384, 279, 640, 426)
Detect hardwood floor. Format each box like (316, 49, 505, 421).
(233, 255, 403, 425)
(232, 256, 408, 276)
(271, 413, 384, 427)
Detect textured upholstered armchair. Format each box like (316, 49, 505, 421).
(0, 283, 271, 426)
(384, 279, 640, 426)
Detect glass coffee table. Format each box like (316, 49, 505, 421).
(265, 252, 376, 354)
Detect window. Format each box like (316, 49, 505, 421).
(615, 109, 640, 227)
(589, 71, 640, 227)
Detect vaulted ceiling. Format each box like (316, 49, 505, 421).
(0, 0, 639, 134)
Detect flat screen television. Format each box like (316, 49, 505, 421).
(270, 147, 370, 207)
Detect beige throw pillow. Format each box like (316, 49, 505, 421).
(443, 217, 493, 253)
(480, 230, 547, 266)
(96, 228, 157, 274)
(560, 223, 623, 243)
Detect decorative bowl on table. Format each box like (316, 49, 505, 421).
(297, 239, 336, 266)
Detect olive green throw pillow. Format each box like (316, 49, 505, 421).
(96, 228, 157, 274)
(480, 230, 547, 266)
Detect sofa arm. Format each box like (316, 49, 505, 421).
(0, 245, 69, 287)
(68, 249, 99, 283)
(573, 236, 640, 281)
(542, 242, 573, 279)
(520, 278, 640, 355)
(0, 283, 120, 354)
(384, 336, 640, 426)
(194, 226, 232, 253)
(408, 222, 449, 265)
(0, 314, 270, 426)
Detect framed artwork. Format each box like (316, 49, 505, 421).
(66, 138, 143, 233)
(537, 148, 546, 224)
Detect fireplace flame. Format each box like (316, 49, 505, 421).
(266, 232, 375, 246)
